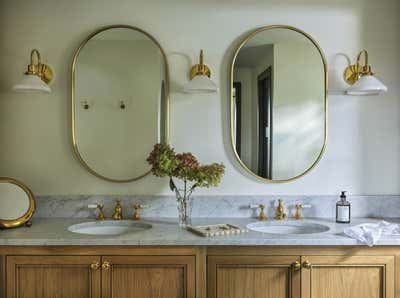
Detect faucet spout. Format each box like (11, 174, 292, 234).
(112, 199, 123, 220)
(275, 199, 287, 220)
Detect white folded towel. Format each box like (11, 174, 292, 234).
(343, 221, 400, 246)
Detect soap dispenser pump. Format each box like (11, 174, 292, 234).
(336, 191, 351, 223)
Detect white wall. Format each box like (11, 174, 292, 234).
(0, 0, 399, 195)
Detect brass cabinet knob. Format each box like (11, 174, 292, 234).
(302, 260, 312, 269)
(291, 261, 301, 271)
(90, 261, 100, 271)
(102, 261, 111, 270)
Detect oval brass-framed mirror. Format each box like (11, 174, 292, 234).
(0, 177, 35, 228)
(72, 25, 169, 183)
(230, 25, 327, 183)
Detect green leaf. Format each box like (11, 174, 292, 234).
(169, 178, 176, 192)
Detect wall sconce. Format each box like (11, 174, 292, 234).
(344, 49, 387, 96)
(13, 49, 53, 93)
(183, 50, 218, 94)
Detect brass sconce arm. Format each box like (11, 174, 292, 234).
(25, 49, 53, 84)
(355, 49, 373, 77)
(184, 49, 218, 93)
(190, 49, 211, 79)
(344, 49, 374, 85)
(26, 49, 42, 75)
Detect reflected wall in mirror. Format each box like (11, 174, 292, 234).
(72, 25, 169, 182)
(231, 26, 327, 182)
(0, 177, 35, 228)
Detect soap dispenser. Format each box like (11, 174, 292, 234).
(336, 191, 351, 223)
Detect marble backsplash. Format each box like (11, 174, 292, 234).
(34, 195, 400, 219)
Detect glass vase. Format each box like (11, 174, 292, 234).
(176, 195, 193, 227)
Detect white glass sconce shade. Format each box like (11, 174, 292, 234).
(183, 75, 219, 94)
(346, 75, 387, 96)
(13, 75, 51, 93)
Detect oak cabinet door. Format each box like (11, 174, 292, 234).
(301, 255, 395, 298)
(101, 255, 195, 298)
(6, 255, 101, 298)
(208, 256, 301, 298)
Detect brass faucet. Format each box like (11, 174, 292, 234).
(249, 204, 267, 221)
(294, 204, 302, 220)
(112, 199, 123, 220)
(96, 204, 105, 221)
(275, 199, 287, 220)
(132, 204, 150, 220)
(88, 203, 105, 221)
(258, 204, 267, 221)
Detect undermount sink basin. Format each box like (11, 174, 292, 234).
(247, 221, 330, 235)
(68, 220, 152, 236)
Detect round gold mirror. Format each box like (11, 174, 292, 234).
(0, 177, 35, 228)
(230, 25, 327, 182)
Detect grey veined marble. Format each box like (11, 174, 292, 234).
(1, 217, 400, 246)
(34, 195, 400, 219)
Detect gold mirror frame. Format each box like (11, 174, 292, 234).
(230, 25, 328, 183)
(0, 177, 36, 228)
(71, 25, 170, 183)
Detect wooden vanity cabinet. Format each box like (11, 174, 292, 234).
(207, 248, 397, 298)
(1, 247, 197, 298)
(1, 246, 399, 298)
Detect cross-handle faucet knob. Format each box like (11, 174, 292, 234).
(88, 204, 105, 221)
(112, 199, 123, 220)
(275, 199, 287, 220)
(249, 204, 267, 221)
(132, 204, 150, 220)
(294, 203, 312, 220)
(295, 204, 302, 220)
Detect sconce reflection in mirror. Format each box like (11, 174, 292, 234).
(13, 49, 53, 93)
(344, 49, 387, 95)
(119, 100, 126, 110)
(81, 100, 90, 110)
(183, 49, 218, 94)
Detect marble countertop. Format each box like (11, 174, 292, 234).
(1, 217, 400, 246)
